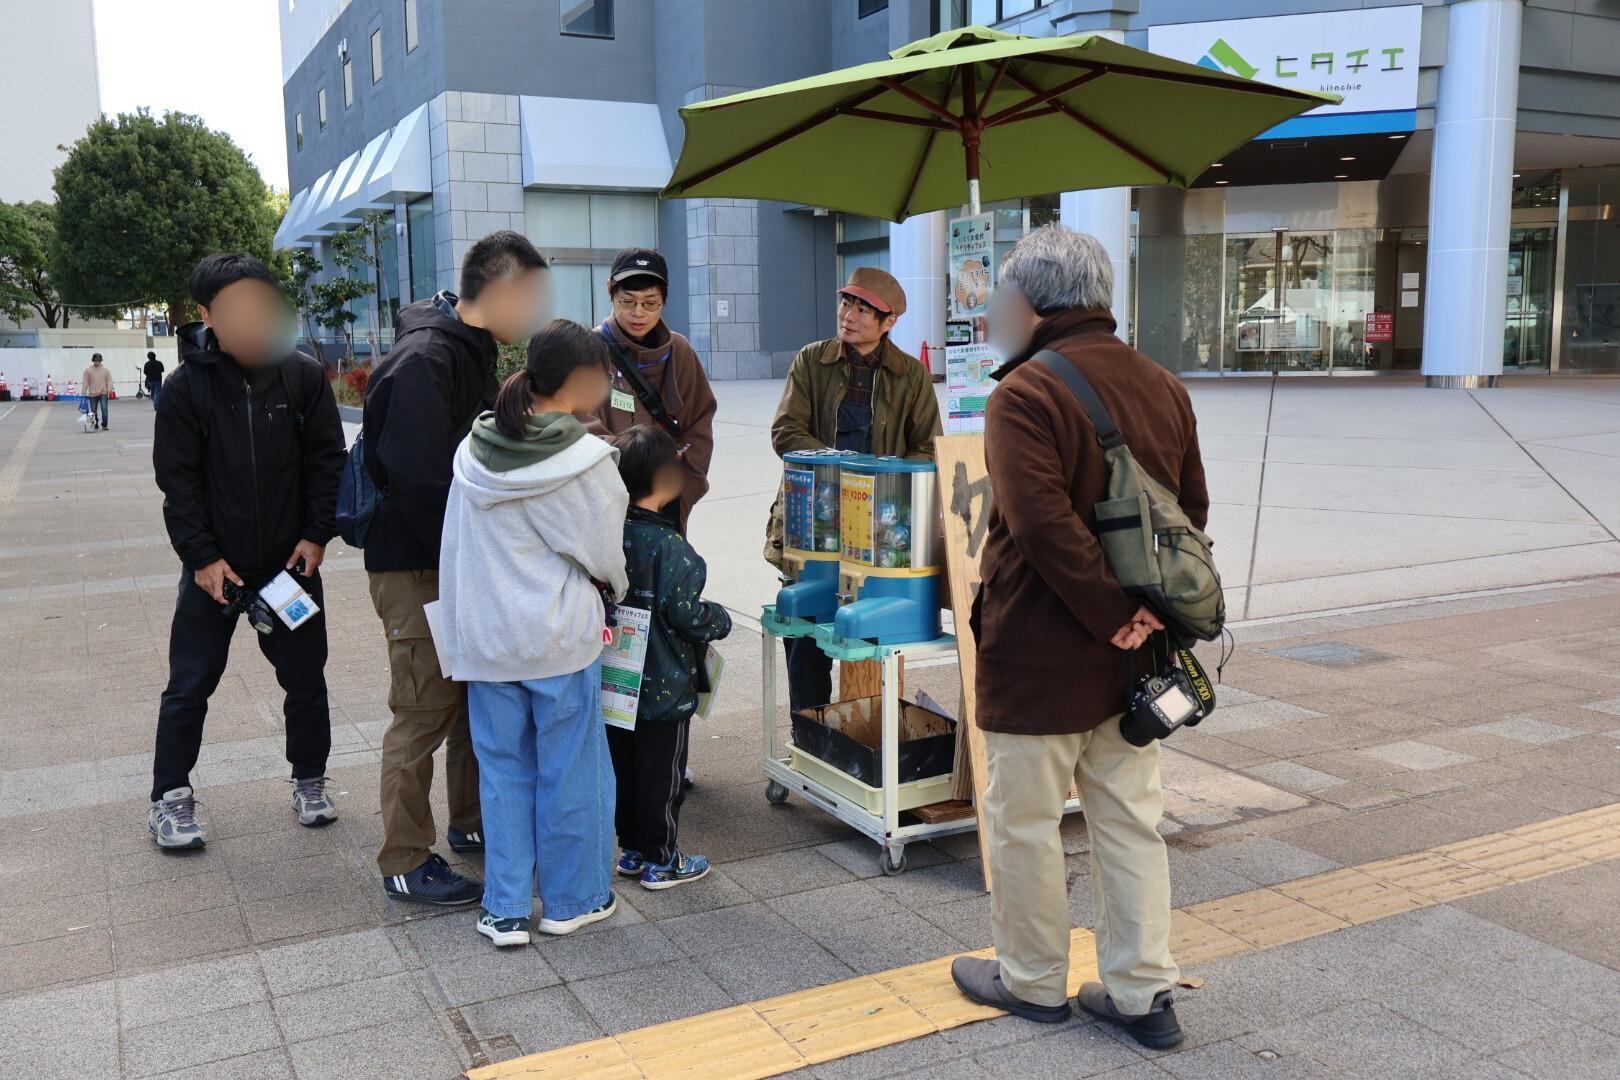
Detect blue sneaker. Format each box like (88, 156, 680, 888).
(447, 826, 484, 853)
(616, 849, 646, 877)
(384, 853, 482, 906)
(476, 907, 531, 948)
(641, 851, 710, 891)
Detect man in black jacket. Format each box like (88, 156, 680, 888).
(144, 350, 165, 408)
(149, 253, 346, 850)
(364, 230, 550, 905)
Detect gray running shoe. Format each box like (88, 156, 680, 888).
(149, 787, 206, 849)
(292, 776, 338, 827)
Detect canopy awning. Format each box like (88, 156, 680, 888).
(520, 95, 672, 190)
(274, 103, 432, 249)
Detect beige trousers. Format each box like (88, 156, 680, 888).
(982, 716, 1178, 1015)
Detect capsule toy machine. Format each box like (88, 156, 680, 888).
(775, 450, 858, 623)
(834, 456, 942, 644)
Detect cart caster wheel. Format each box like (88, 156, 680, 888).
(765, 781, 790, 806)
(881, 847, 907, 876)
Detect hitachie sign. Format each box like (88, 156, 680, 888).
(1148, 6, 1421, 129)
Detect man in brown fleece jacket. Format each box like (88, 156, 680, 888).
(582, 248, 716, 534)
(950, 226, 1209, 1052)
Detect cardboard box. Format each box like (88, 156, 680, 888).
(791, 696, 955, 787)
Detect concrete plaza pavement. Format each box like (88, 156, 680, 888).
(2, 379, 1620, 1078)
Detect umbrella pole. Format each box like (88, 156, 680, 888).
(963, 62, 982, 215)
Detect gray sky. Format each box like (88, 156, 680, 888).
(94, 0, 290, 191)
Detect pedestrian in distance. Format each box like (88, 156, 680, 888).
(608, 424, 732, 891)
(949, 226, 1209, 1050)
(581, 248, 717, 535)
(362, 230, 551, 907)
(144, 350, 165, 408)
(82, 352, 112, 430)
(148, 253, 347, 849)
(436, 320, 629, 947)
(766, 267, 942, 713)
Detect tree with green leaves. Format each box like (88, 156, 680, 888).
(281, 248, 327, 364)
(51, 110, 277, 328)
(0, 201, 84, 328)
(302, 212, 387, 365)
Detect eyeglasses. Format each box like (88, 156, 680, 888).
(613, 295, 664, 315)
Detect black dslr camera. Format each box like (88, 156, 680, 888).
(221, 581, 276, 636)
(1119, 633, 1217, 748)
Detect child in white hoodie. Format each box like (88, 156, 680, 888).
(437, 319, 629, 947)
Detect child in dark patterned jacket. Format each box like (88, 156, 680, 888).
(608, 425, 732, 889)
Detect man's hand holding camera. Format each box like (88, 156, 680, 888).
(195, 558, 245, 604)
(1111, 605, 1165, 651)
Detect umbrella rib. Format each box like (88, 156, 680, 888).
(840, 106, 956, 132)
(1004, 69, 1175, 183)
(671, 80, 902, 192)
(977, 60, 1009, 117)
(1029, 54, 1322, 102)
(982, 70, 1104, 128)
(897, 67, 958, 221)
(876, 77, 964, 127)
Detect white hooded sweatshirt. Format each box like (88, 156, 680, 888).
(437, 412, 629, 683)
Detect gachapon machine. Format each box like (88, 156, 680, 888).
(775, 449, 858, 622)
(833, 456, 942, 644)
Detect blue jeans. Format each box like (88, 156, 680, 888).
(468, 661, 615, 921)
(88, 394, 107, 427)
(147, 378, 161, 408)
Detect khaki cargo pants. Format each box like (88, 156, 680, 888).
(369, 570, 481, 877)
(982, 716, 1179, 1016)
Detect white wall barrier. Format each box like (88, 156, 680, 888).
(0, 346, 176, 398)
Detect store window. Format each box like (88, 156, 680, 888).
(1561, 167, 1620, 371)
(342, 58, 353, 108)
(405, 0, 419, 52)
(836, 215, 890, 286)
(561, 0, 613, 38)
(371, 29, 383, 83)
(1225, 231, 1334, 372)
(406, 197, 436, 301)
(318, 87, 327, 128)
(524, 190, 656, 325)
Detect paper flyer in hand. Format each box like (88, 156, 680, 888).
(601, 605, 652, 730)
(694, 645, 726, 722)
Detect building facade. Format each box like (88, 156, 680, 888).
(1, 0, 101, 203)
(277, 0, 1620, 383)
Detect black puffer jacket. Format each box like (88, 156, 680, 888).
(621, 506, 732, 725)
(361, 293, 499, 572)
(154, 323, 345, 574)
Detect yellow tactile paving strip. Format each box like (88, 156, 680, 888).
(469, 801, 1620, 1080)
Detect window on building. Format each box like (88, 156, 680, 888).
(936, 0, 1035, 28)
(561, 0, 613, 38)
(404, 0, 420, 53)
(836, 215, 891, 287)
(371, 29, 383, 83)
(523, 189, 656, 325)
(318, 87, 327, 128)
(407, 197, 437, 301)
(295, 113, 304, 152)
(859, 0, 888, 17)
(343, 58, 354, 107)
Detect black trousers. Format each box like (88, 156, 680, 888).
(784, 636, 833, 713)
(606, 718, 690, 867)
(152, 569, 332, 802)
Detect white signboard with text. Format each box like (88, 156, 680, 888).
(1148, 6, 1421, 121)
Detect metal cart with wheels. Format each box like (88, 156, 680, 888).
(759, 606, 976, 876)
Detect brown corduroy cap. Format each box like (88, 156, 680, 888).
(839, 266, 906, 318)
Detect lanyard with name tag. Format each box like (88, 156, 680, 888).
(610, 387, 636, 414)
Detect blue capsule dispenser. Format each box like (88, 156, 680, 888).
(775, 450, 856, 623)
(833, 456, 942, 645)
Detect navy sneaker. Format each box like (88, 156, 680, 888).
(476, 907, 531, 948)
(447, 826, 485, 853)
(641, 851, 711, 891)
(616, 849, 646, 877)
(384, 853, 482, 906)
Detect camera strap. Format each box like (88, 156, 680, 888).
(1128, 630, 1217, 719)
(597, 323, 681, 439)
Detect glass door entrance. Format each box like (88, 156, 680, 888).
(1505, 227, 1554, 371)
(1225, 231, 1333, 372)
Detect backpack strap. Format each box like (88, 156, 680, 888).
(1031, 349, 1124, 450)
(597, 322, 681, 439)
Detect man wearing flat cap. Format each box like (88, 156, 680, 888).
(767, 266, 943, 711)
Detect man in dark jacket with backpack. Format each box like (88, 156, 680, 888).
(361, 230, 550, 906)
(149, 253, 346, 850)
(949, 227, 1209, 1050)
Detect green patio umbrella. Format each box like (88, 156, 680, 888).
(662, 27, 1339, 220)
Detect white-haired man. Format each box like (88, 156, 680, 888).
(951, 225, 1209, 1049)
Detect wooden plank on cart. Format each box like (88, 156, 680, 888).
(934, 434, 995, 891)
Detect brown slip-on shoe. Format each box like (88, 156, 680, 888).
(950, 957, 1072, 1024)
